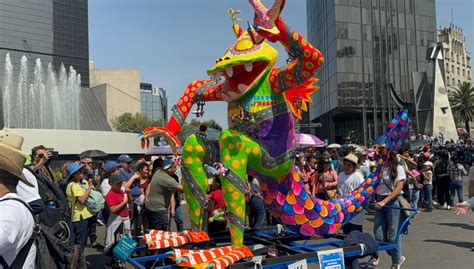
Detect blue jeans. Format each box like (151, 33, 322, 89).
(174, 204, 184, 232)
(373, 195, 402, 264)
(449, 180, 464, 206)
(146, 207, 169, 231)
(423, 184, 433, 210)
(248, 196, 266, 228)
(72, 216, 94, 248)
(411, 189, 420, 211)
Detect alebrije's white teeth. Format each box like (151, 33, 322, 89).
(225, 67, 233, 78)
(238, 84, 248, 92)
(244, 63, 253, 72)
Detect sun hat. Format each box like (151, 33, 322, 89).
(117, 154, 133, 163)
(423, 161, 433, 167)
(163, 159, 175, 170)
(66, 162, 85, 180)
(344, 153, 359, 165)
(104, 161, 121, 173)
(0, 128, 27, 156)
(0, 129, 33, 187)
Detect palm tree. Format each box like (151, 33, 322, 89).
(448, 82, 474, 134)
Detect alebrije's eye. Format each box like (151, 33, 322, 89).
(235, 39, 254, 51)
(229, 37, 261, 56)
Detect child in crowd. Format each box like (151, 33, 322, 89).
(104, 174, 131, 267)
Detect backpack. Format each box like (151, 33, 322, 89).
(24, 168, 88, 269)
(27, 167, 71, 228)
(81, 183, 105, 214)
(0, 197, 86, 269)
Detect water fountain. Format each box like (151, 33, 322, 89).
(2, 53, 81, 129)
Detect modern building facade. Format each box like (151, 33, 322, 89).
(89, 63, 141, 128)
(437, 25, 472, 92)
(307, 0, 437, 144)
(140, 83, 168, 123)
(0, 0, 89, 87)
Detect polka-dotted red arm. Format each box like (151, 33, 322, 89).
(268, 17, 324, 94)
(166, 80, 223, 136)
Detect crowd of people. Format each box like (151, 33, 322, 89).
(1, 126, 473, 268)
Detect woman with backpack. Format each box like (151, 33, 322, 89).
(370, 150, 407, 268)
(65, 162, 95, 248)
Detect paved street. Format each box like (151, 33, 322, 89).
(86, 180, 474, 269)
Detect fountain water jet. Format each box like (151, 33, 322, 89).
(2, 53, 81, 129)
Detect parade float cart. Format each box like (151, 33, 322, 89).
(125, 205, 416, 269)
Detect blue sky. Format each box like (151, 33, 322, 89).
(89, 0, 473, 129)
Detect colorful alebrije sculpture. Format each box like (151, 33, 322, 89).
(141, 0, 410, 248)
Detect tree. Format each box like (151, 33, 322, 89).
(177, 119, 224, 141)
(448, 82, 474, 134)
(111, 112, 163, 133)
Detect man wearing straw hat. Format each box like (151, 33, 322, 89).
(0, 129, 37, 268)
(0, 128, 43, 214)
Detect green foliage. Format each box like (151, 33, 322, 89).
(448, 82, 474, 133)
(112, 112, 163, 133)
(177, 119, 223, 141)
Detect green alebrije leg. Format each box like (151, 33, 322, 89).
(182, 134, 210, 230)
(218, 130, 252, 247)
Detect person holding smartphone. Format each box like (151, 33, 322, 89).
(29, 145, 56, 182)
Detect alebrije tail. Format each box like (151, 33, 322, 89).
(268, 110, 411, 237)
(336, 109, 411, 224)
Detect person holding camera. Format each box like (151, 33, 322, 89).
(80, 155, 104, 249)
(29, 145, 56, 183)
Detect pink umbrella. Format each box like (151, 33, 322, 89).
(295, 133, 326, 147)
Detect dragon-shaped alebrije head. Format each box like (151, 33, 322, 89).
(207, 23, 278, 101)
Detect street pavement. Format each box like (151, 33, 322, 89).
(86, 180, 474, 269)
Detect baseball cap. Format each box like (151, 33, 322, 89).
(117, 154, 133, 163)
(163, 159, 175, 170)
(104, 161, 121, 173)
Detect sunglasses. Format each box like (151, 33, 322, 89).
(81, 162, 93, 166)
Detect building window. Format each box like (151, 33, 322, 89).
(452, 65, 455, 73)
(452, 77, 455, 85)
(457, 67, 460, 75)
(446, 76, 450, 86)
(462, 69, 465, 77)
(446, 63, 449, 73)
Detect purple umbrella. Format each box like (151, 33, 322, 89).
(295, 133, 326, 147)
(146, 145, 181, 155)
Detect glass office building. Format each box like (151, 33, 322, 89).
(140, 83, 168, 123)
(0, 0, 89, 87)
(307, 0, 436, 144)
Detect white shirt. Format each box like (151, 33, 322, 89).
(101, 178, 111, 197)
(338, 171, 365, 225)
(16, 169, 41, 203)
(377, 165, 406, 196)
(0, 193, 36, 268)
